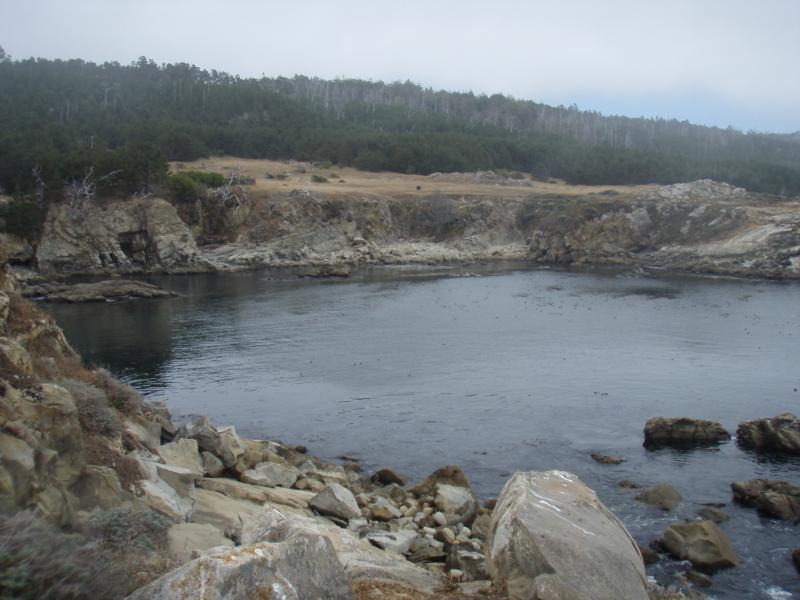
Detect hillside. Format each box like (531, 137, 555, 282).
(1, 57, 800, 202)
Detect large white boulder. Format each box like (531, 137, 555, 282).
(486, 470, 648, 600)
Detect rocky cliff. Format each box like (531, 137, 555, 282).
(28, 178, 800, 279)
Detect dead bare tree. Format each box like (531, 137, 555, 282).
(64, 167, 120, 216)
(31, 166, 47, 208)
(212, 168, 248, 213)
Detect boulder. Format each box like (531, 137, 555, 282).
(198, 476, 314, 512)
(635, 484, 683, 511)
(191, 488, 265, 541)
(434, 483, 478, 526)
(0, 337, 33, 375)
(71, 465, 125, 510)
(696, 507, 729, 524)
(644, 417, 730, 448)
(366, 530, 418, 554)
(138, 477, 193, 522)
(255, 508, 444, 595)
(167, 522, 234, 563)
(731, 479, 800, 521)
(309, 483, 361, 520)
(370, 495, 403, 521)
(660, 520, 739, 570)
(242, 461, 300, 488)
(447, 546, 488, 582)
(177, 416, 244, 467)
(201, 451, 225, 477)
(129, 530, 353, 600)
(372, 467, 408, 486)
(410, 465, 472, 496)
(486, 470, 648, 600)
(736, 413, 800, 454)
(157, 438, 203, 476)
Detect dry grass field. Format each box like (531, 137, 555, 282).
(171, 156, 656, 198)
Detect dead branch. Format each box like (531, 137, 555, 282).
(64, 167, 121, 216)
(212, 167, 248, 213)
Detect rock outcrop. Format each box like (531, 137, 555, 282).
(21, 279, 177, 303)
(731, 479, 800, 521)
(486, 470, 648, 600)
(644, 417, 730, 448)
(36, 197, 203, 273)
(736, 413, 800, 454)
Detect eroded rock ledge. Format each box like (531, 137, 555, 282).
(25, 179, 800, 279)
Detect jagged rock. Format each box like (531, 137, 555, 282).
(309, 483, 361, 520)
(198, 476, 314, 511)
(232, 439, 268, 476)
(486, 470, 648, 600)
(36, 197, 202, 274)
(242, 461, 300, 488)
(410, 464, 472, 496)
(636, 484, 683, 511)
(129, 530, 354, 600)
(157, 438, 203, 476)
(638, 544, 659, 565)
(367, 529, 418, 554)
(201, 451, 224, 476)
(254, 508, 444, 595)
(370, 495, 403, 521)
(138, 477, 193, 522)
(0, 431, 35, 510)
(644, 417, 730, 448)
(407, 537, 446, 563)
(736, 414, 800, 454)
(591, 452, 626, 465)
(125, 416, 162, 451)
(372, 467, 407, 486)
(177, 416, 244, 467)
(660, 520, 739, 570)
(71, 465, 125, 510)
(434, 483, 478, 526)
(731, 479, 800, 521)
(686, 570, 713, 588)
(167, 522, 234, 563)
(0, 337, 33, 375)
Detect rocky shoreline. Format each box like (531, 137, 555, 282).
(0, 259, 798, 599)
(3, 178, 798, 283)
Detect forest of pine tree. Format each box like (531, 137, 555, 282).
(1, 55, 799, 204)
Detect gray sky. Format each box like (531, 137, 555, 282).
(2, 0, 799, 133)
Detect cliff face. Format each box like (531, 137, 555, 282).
(29, 179, 800, 279)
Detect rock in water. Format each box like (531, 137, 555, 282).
(731, 479, 800, 521)
(372, 467, 408, 485)
(129, 530, 353, 600)
(736, 413, 800, 454)
(486, 470, 648, 600)
(644, 417, 730, 448)
(309, 483, 361, 520)
(635, 483, 683, 510)
(660, 520, 739, 570)
(591, 452, 626, 465)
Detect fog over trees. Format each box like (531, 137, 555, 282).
(1, 56, 799, 203)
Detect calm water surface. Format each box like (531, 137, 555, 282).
(47, 266, 800, 599)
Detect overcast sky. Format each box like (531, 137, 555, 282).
(2, 0, 798, 133)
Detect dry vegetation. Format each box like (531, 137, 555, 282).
(171, 157, 656, 199)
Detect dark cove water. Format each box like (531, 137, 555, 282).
(47, 266, 800, 599)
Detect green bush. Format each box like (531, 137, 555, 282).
(310, 174, 329, 183)
(166, 173, 199, 202)
(182, 170, 224, 187)
(0, 511, 128, 599)
(0, 198, 46, 240)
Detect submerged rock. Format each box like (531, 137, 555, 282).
(644, 417, 730, 448)
(636, 484, 683, 511)
(486, 470, 648, 600)
(660, 519, 739, 570)
(731, 479, 800, 521)
(591, 452, 626, 465)
(23, 279, 177, 303)
(736, 413, 800, 454)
